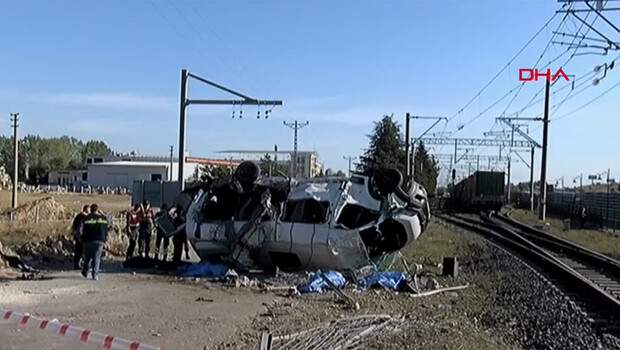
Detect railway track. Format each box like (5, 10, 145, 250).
(438, 212, 620, 333)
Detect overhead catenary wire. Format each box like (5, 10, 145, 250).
(554, 79, 620, 121)
(450, 10, 573, 135)
(447, 9, 565, 123)
(433, 9, 567, 157)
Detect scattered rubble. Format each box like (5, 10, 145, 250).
(269, 314, 403, 350)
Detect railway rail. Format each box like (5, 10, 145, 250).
(439, 211, 620, 333)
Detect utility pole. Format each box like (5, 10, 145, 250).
(407, 115, 447, 180)
(10, 113, 19, 209)
(539, 79, 551, 221)
(283, 120, 309, 177)
(343, 156, 357, 177)
(169, 145, 174, 181)
(405, 113, 411, 178)
(273, 144, 278, 176)
(607, 168, 611, 229)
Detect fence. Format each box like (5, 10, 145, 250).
(131, 181, 181, 207)
(513, 191, 620, 231)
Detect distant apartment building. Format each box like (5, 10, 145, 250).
(292, 151, 322, 178)
(218, 150, 322, 178)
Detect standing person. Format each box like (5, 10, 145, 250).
(171, 206, 190, 264)
(125, 204, 140, 261)
(81, 204, 109, 280)
(154, 204, 170, 261)
(580, 206, 587, 229)
(71, 205, 90, 270)
(138, 201, 154, 258)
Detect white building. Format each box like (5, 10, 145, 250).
(86, 161, 200, 188)
(48, 169, 88, 187)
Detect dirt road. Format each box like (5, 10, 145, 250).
(0, 266, 272, 350)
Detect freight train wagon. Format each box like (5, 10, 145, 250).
(451, 171, 505, 211)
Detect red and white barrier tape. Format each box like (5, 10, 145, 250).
(1, 309, 160, 350)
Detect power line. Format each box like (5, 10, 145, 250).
(451, 11, 572, 134)
(554, 79, 620, 121)
(447, 9, 565, 123)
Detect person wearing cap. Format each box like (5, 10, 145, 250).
(80, 203, 109, 280)
(138, 200, 155, 258)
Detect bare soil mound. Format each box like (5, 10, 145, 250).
(5, 196, 70, 222)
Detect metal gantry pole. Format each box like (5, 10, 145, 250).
(507, 127, 515, 203)
(177, 69, 188, 191)
(539, 79, 551, 221)
(176, 69, 283, 190)
(10, 113, 19, 209)
(530, 147, 535, 212)
(607, 168, 611, 229)
(405, 113, 411, 178)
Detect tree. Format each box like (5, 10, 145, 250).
(359, 115, 406, 174)
(81, 140, 111, 164)
(412, 142, 440, 193)
(359, 115, 440, 193)
(196, 165, 231, 181)
(0, 135, 112, 185)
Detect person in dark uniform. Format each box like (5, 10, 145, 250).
(171, 206, 190, 264)
(154, 204, 170, 261)
(80, 204, 109, 280)
(71, 205, 90, 270)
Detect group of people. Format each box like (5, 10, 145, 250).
(124, 201, 189, 263)
(71, 201, 190, 281)
(71, 203, 110, 280)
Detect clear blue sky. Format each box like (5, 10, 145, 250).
(1, 1, 619, 186)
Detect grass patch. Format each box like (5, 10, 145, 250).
(403, 217, 474, 266)
(510, 208, 620, 260)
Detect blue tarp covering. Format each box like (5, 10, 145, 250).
(297, 271, 346, 294)
(177, 263, 229, 278)
(358, 271, 407, 291)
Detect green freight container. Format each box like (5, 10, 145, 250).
(475, 171, 505, 197)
